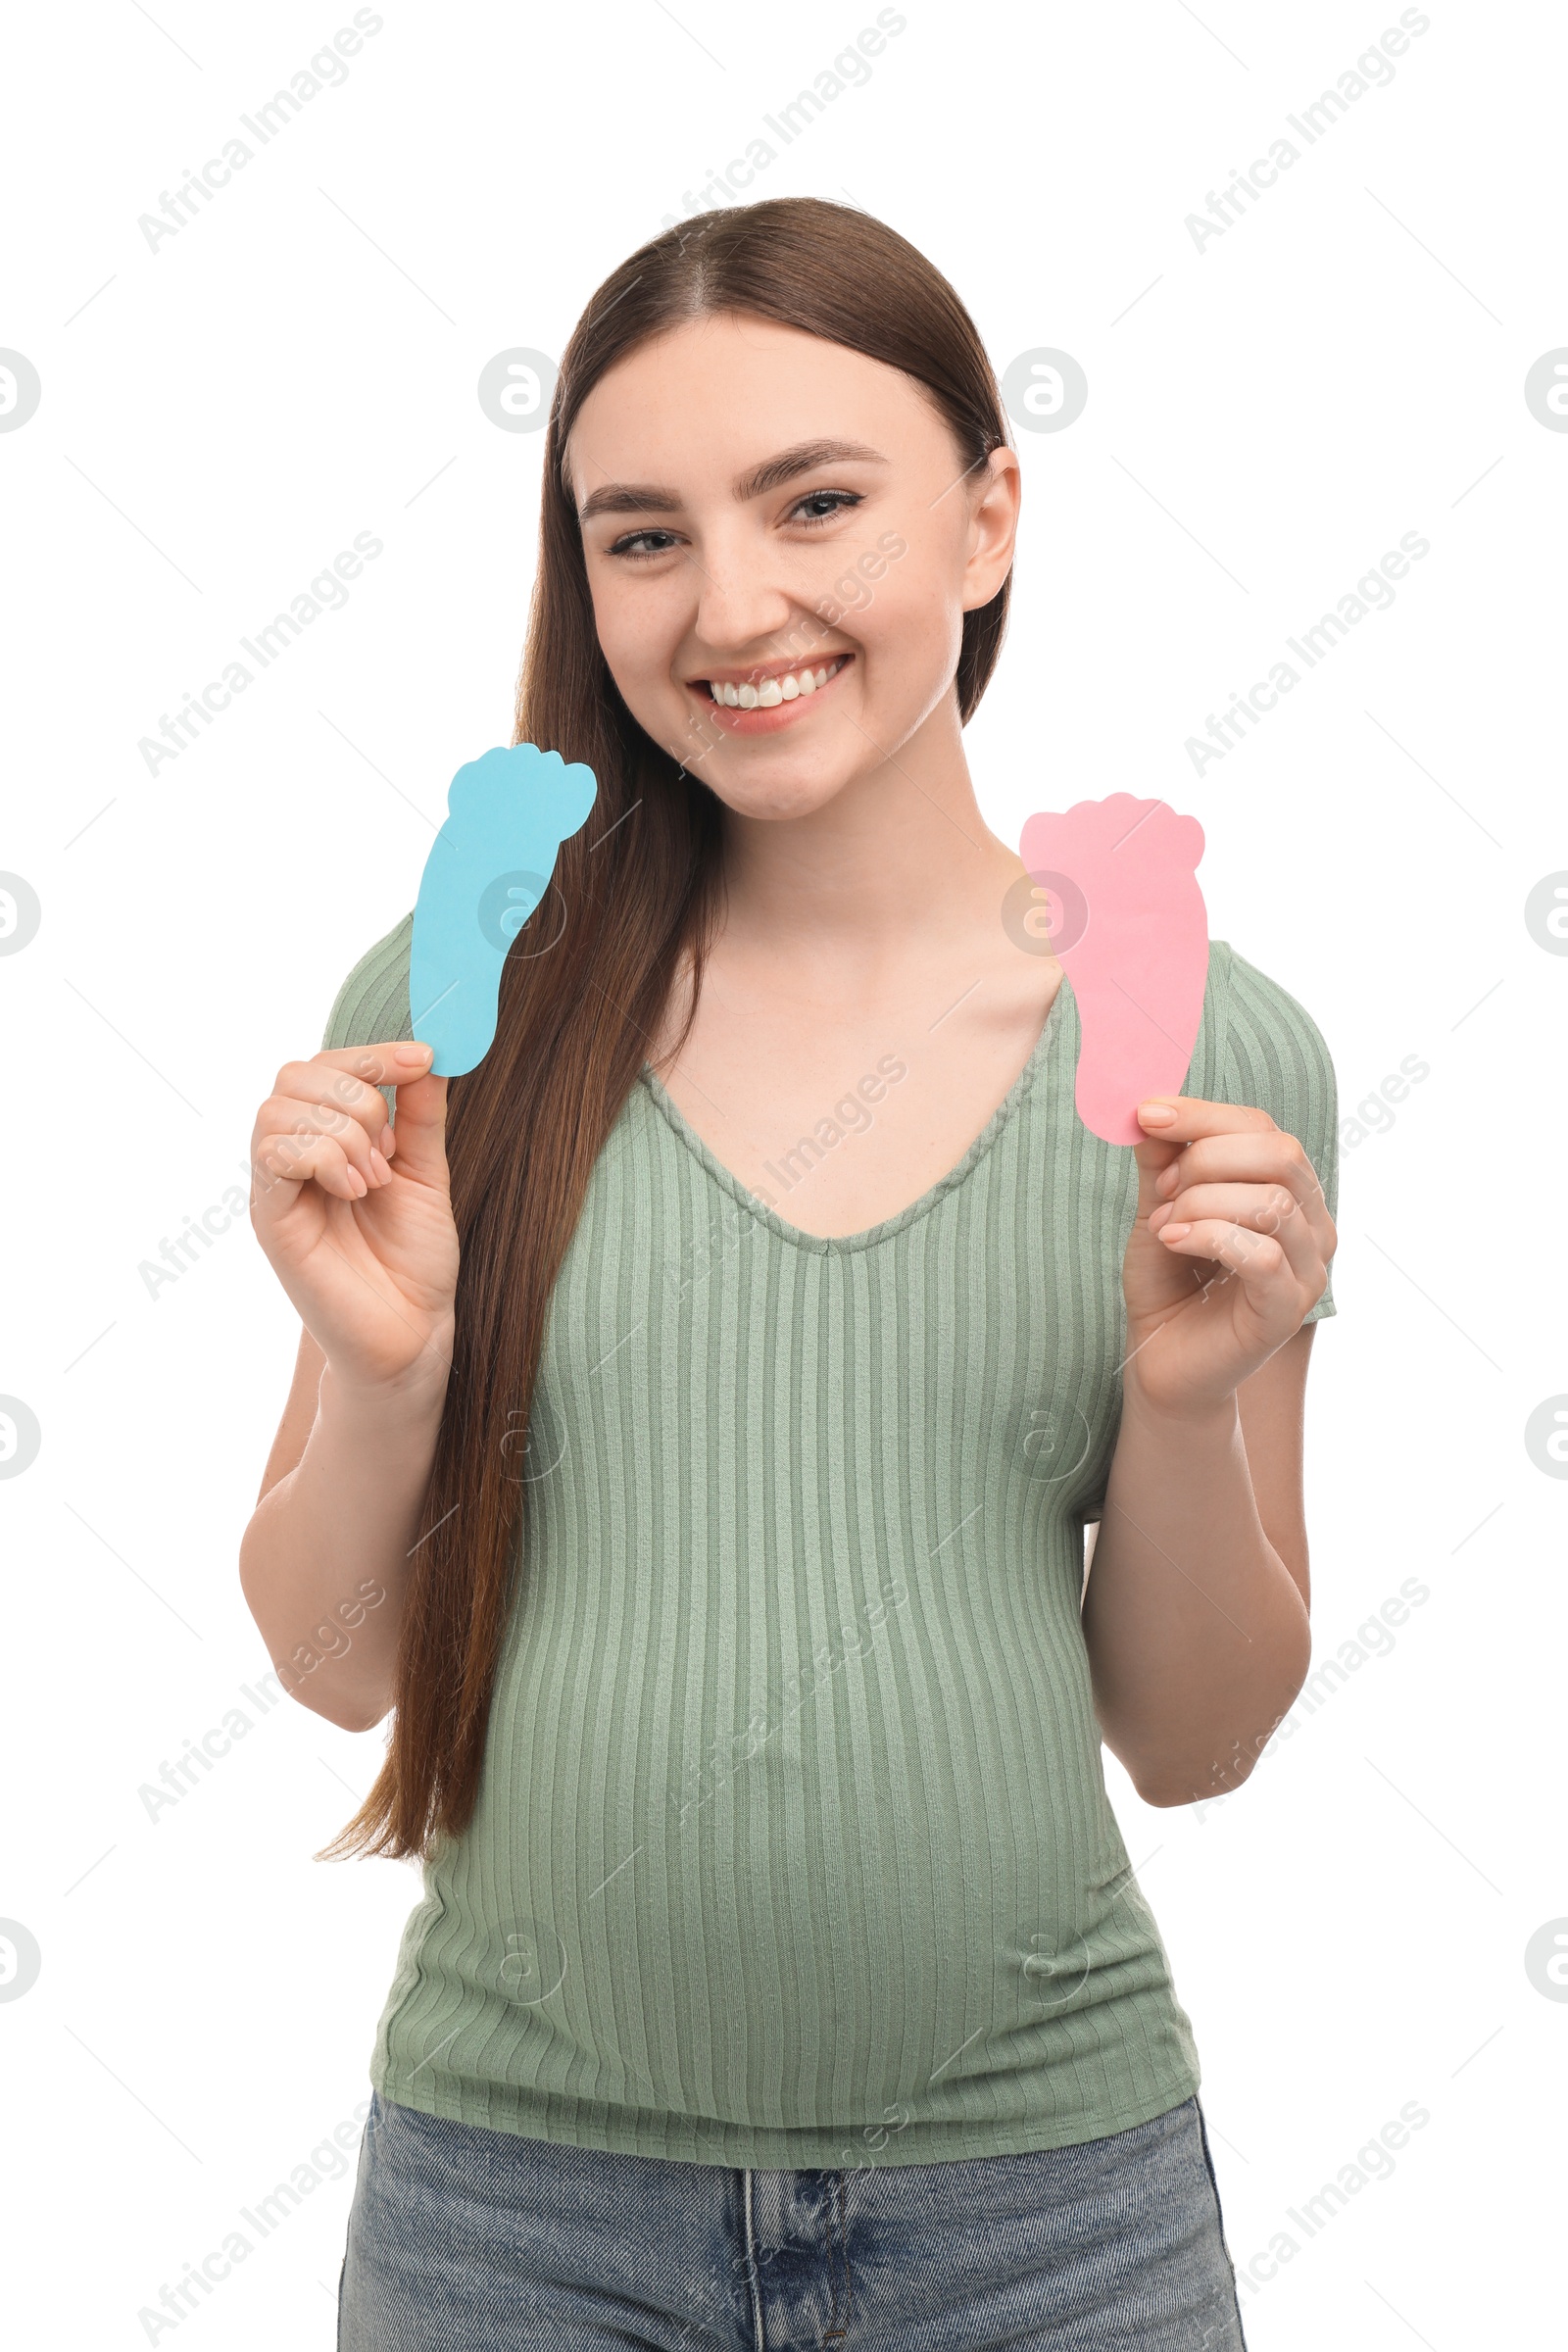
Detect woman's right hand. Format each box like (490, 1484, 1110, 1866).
(248, 1041, 460, 1395)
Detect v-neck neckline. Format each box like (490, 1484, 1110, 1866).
(636, 976, 1073, 1257)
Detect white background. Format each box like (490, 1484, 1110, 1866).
(2, 0, 1563, 2343)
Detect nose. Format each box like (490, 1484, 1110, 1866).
(687, 530, 802, 670)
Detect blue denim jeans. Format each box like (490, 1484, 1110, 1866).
(337, 2090, 1247, 2349)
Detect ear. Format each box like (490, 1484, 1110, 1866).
(961, 445, 1021, 612)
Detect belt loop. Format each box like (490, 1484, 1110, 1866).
(742, 2169, 764, 2352)
(822, 2169, 853, 2342)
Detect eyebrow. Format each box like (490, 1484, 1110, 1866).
(576, 438, 887, 524)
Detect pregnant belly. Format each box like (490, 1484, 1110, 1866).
(400, 1619, 1174, 2138)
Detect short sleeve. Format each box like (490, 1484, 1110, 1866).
(320, 912, 415, 1116)
(1210, 942, 1339, 1324)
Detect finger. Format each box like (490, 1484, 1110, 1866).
(1152, 1218, 1294, 1310)
(251, 1098, 395, 1200)
(1152, 1130, 1332, 1232)
(1149, 1180, 1323, 1291)
(1151, 1180, 1304, 1239)
(253, 1073, 397, 1189)
(252, 1042, 434, 1197)
(1152, 1128, 1320, 1195)
(285, 1042, 435, 1156)
(1130, 1097, 1280, 1222)
(250, 1123, 369, 1209)
(1136, 1096, 1278, 1144)
(372, 1065, 450, 1192)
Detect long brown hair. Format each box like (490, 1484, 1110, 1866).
(322, 195, 1014, 1862)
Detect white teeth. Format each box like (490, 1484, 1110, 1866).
(705, 655, 845, 708)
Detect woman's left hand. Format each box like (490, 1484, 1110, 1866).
(1120, 1096, 1337, 1419)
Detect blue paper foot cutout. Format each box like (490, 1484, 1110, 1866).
(411, 744, 598, 1075)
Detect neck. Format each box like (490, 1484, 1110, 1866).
(712, 694, 1025, 973)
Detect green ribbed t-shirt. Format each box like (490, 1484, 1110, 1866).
(321, 922, 1338, 2168)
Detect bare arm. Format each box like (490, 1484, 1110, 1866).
(1081, 1089, 1337, 1808)
(1083, 1325, 1314, 1805)
(240, 1328, 446, 1732)
(237, 1036, 458, 1734)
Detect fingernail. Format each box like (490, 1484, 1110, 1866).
(1160, 1221, 1192, 1241)
(369, 1148, 390, 1183)
(395, 1043, 433, 1066)
(379, 1124, 396, 1155)
(1138, 1101, 1177, 1127)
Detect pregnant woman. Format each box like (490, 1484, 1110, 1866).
(240, 198, 1338, 2350)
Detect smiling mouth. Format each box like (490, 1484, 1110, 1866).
(696, 654, 851, 709)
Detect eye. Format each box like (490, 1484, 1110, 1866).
(789, 489, 861, 528)
(604, 486, 862, 562)
(607, 526, 683, 561)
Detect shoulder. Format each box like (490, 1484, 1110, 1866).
(1192, 943, 1341, 1303)
(1200, 939, 1338, 1107)
(1190, 938, 1338, 1190)
(320, 911, 415, 1054)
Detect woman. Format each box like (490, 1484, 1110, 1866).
(241, 198, 1337, 2349)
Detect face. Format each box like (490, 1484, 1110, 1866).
(566, 313, 1018, 822)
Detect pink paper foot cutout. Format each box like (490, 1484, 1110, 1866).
(1016, 795, 1208, 1145)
